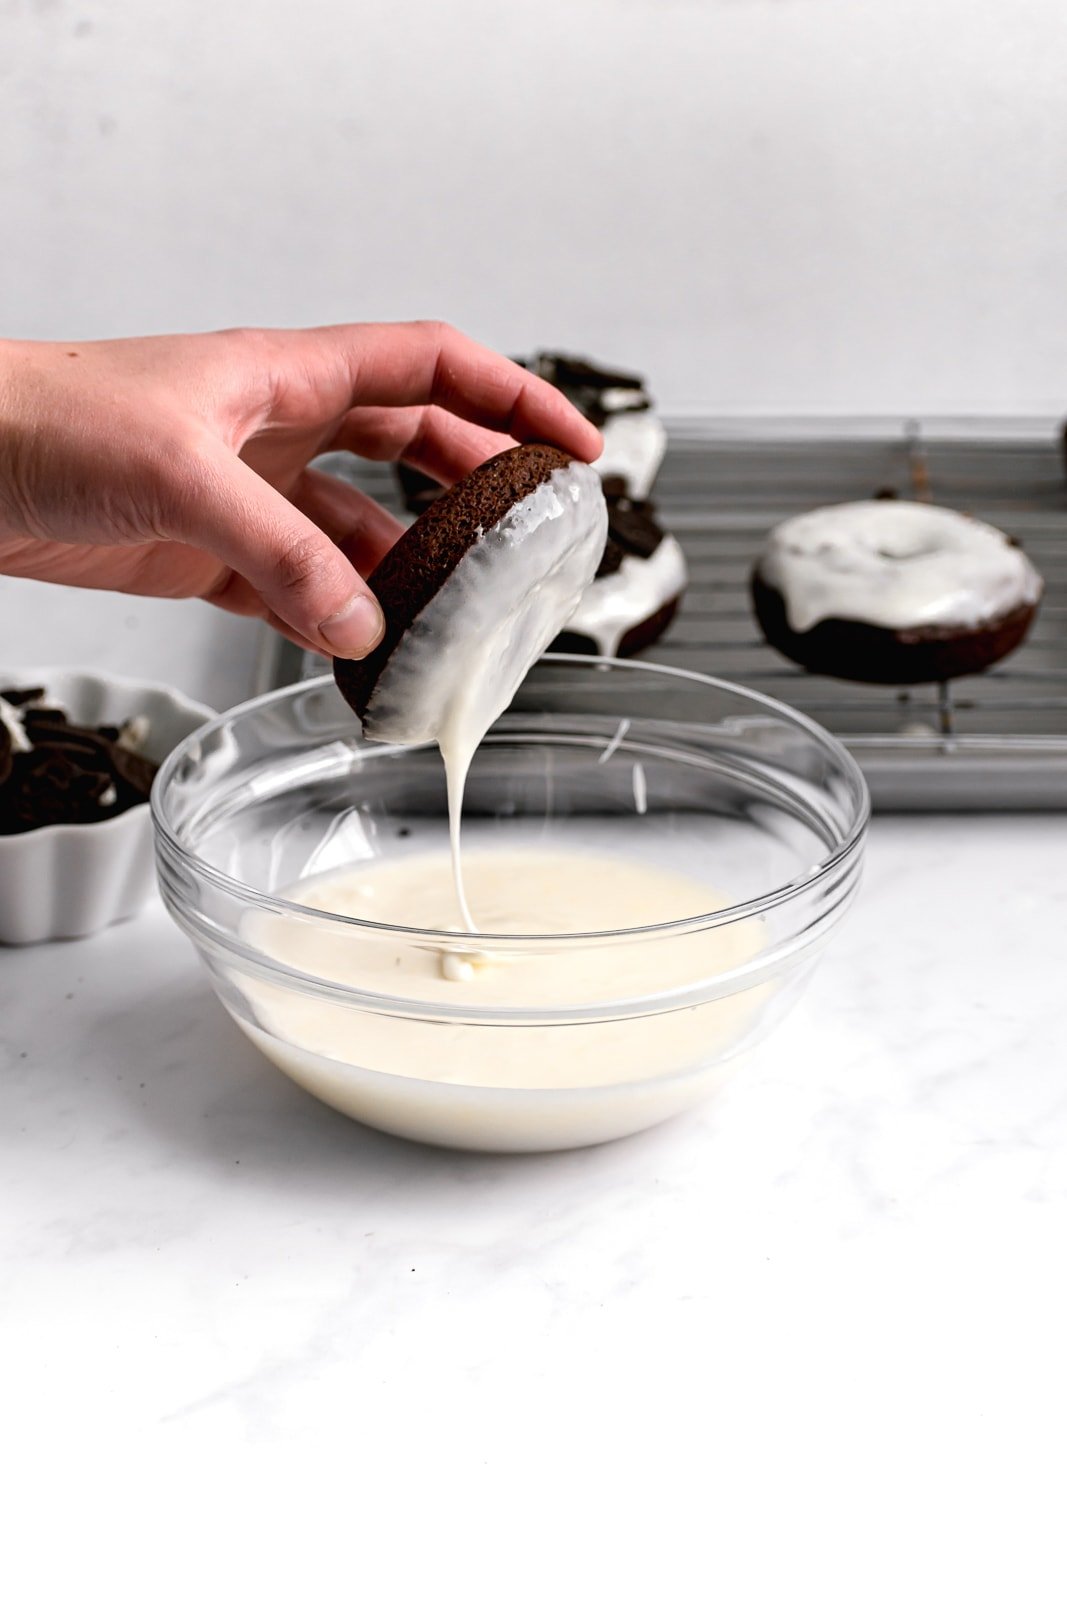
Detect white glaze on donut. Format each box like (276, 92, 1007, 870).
(364, 462, 608, 748)
(564, 534, 688, 656)
(595, 411, 668, 500)
(0, 695, 31, 753)
(599, 386, 647, 414)
(758, 501, 1043, 633)
(363, 461, 608, 930)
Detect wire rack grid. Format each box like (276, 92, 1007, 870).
(258, 421, 1067, 810)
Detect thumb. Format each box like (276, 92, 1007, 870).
(183, 445, 385, 659)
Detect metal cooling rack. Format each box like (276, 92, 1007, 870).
(258, 421, 1067, 810)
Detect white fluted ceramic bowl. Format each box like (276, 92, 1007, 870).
(0, 668, 213, 944)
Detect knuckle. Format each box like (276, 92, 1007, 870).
(116, 419, 208, 538)
(414, 318, 451, 345)
(209, 327, 274, 388)
(213, 324, 265, 352)
(271, 532, 323, 599)
(158, 423, 217, 506)
(133, 423, 238, 546)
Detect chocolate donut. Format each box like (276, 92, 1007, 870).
(751, 501, 1043, 684)
(551, 493, 686, 657)
(394, 474, 687, 661)
(334, 444, 608, 743)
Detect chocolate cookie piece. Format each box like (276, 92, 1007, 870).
(597, 495, 666, 574)
(335, 444, 586, 724)
(521, 352, 649, 429)
(0, 686, 159, 834)
(750, 574, 1039, 685)
(1, 685, 47, 707)
(0, 746, 111, 833)
(110, 742, 157, 801)
(516, 350, 667, 501)
(527, 352, 646, 394)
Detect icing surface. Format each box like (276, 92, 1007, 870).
(565, 534, 688, 656)
(243, 849, 765, 1090)
(758, 501, 1043, 633)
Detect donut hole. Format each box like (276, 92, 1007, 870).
(874, 540, 943, 562)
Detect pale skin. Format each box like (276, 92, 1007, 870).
(0, 323, 603, 658)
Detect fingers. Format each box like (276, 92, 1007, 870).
(290, 468, 405, 576)
(182, 442, 385, 659)
(284, 321, 603, 462)
(330, 405, 514, 487)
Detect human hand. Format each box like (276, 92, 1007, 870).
(0, 323, 602, 657)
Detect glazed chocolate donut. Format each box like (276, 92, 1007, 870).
(551, 493, 686, 658)
(752, 500, 1043, 684)
(335, 444, 608, 743)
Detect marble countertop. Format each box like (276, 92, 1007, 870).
(2, 590, 1066, 1593)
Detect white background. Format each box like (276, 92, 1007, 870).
(3, 12, 1067, 1583)
(2, 0, 1066, 697)
(3, 0, 1066, 416)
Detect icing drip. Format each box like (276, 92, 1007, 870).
(361, 462, 608, 934)
(564, 534, 687, 657)
(595, 411, 668, 500)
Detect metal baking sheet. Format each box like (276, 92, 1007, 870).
(257, 421, 1067, 810)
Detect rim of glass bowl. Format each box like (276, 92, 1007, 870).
(152, 655, 870, 946)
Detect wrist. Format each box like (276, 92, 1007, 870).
(0, 340, 46, 539)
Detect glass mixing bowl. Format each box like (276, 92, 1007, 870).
(152, 657, 869, 1152)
